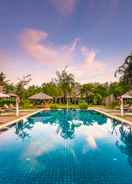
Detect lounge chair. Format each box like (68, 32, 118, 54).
(9, 104, 16, 110)
(3, 104, 11, 112)
(0, 107, 4, 114)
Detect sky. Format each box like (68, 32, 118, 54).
(0, 0, 132, 85)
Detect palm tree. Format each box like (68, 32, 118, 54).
(115, 53, 132, 88)
(55, 67, 75, 103)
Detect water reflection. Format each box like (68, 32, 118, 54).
(15, 110, 107, 140)
(114, 123, 132, 166)
(15, 117, 35, 140)
(14, 110, 132, 167)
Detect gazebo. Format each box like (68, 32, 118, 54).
(120, 90, 132, 116)
(29, 92, 53, 104)
(0, 92, 20, 116)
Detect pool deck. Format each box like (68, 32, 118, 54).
(0, 109, 44, 130)
(0, 107, 132, 130)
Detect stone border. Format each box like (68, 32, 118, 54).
(0, 109, 45, 130)
(89, 107, 132, 126)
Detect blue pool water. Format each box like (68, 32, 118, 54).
(0, 110, 132, 184)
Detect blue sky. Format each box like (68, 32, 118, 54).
(0, 0, 132, 84)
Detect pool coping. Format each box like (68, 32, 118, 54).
(0, 107, 132, 130)
(0, 109, 46, 130)
(90, 107, 132, 126)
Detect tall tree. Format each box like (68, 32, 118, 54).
(55, 67, 75, 103)
(115, 53, 132, 89)
(42, 82, 62, 97)
(0, 72, 10, 92)
(0, 72, 7, 86)
(16, 74, 32, 99)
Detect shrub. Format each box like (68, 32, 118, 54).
(79, 102, 88, 109)
(107, 101, 119, 109)
(21, 99, 33, 109)
(50, 104, 59, 110)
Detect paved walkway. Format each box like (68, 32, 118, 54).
(0, 110, 37, 125)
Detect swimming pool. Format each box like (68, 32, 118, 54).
(0, 110, 132, 184)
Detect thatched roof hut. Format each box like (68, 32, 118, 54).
(0, 93, 9, 98)
(8, 93, 18, 97)
(29, 92, 53, 101)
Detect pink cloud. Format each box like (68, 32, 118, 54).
(20, 28, 73, 66)
(50, 0, 77, 16)
(19, 28, 116, 83)
(0, 28, 118, 85)
(81, 47, 96, 64)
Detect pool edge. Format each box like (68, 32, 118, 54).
(0, 108, 49, 130)
(90, 107, 132, 126)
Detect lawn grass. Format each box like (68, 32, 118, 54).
(49, 103, 79, 109)
(49, 103, 107, 109)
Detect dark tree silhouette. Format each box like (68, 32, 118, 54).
(115, 53, 132, 88)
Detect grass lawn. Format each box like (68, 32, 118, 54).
(49, 103, 80, 109)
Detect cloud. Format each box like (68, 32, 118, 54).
(20, 28, 115, 83)
(81, 47, 96, 65)
(20, 28, 75, 67)
(70, 48, 114, 83)
(0, 27, 118, 85)
(50, 0, 77, 16)
(64, 38, 80, 53)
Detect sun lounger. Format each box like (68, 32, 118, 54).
(9, 104, 16, 110)
(2, 104, 11, 112)
(0, 107, 5, 114)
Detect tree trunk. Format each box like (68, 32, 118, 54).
(64, 91, 67, 104)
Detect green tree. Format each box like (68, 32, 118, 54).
(42, 82, 62, 97)
(0, 72, 13, 93)
(5, 83, 16, 93)
(109, 82, 128, 97)
(0, 72, 7, 86)
(25, 85, 41, 97)
(81, 83, 108, 105)
(16, 74, 32, 99)
(55, 67, 75, 103)
(81, 83, 95, 103)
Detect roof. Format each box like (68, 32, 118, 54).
(55, 95, 81, 99)
(121, 90, 132, 99)
(8, 93, 18, 97)
(0, 93, 9, 98)
(29, 92, 53, 100)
